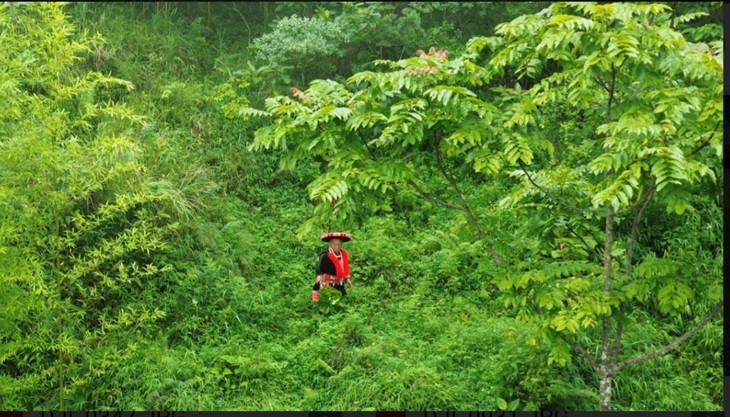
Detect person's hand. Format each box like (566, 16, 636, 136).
(346, 276, 352, 288)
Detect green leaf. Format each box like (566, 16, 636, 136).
(497, 398, 508, 410)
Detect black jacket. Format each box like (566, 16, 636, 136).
(315, 250, 344, 276)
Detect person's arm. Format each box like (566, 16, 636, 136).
(345, 253, 352, 287)
(345, 257, 352, 288)
(315, 253, 327, 287)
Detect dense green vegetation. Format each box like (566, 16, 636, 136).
(0, 1, 722, 411)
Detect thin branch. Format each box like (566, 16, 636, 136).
(609, 318, 623, 371)
(610, 185, 654, 366)
(614, 302, 723, 373)
(617, 56, 629, 71)
(435, 138, 503, 266)
(594, 76, 611, 94)
(625, 185, 654, 276)
(607, 63, 617, 122)
(516, 161, 605, 214)
(406, 179, 465, 212)
(602, 207, 615, 290)
(228, 2, 251, 44)
(434, 139, 470, 214)
(600, 206, 615, 369)
(569, 338, 600, 374)
(515, 161, 603, 261)
(688, 120, 721, 156)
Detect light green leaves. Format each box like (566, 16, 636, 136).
(503, 133, 534, 165)
(591, 168, 640, 210)
(423, 85, 476, 106)
(550, 312, 579, 334)
(547, 14, 596, 31)
(657, 282, 694, 315)
(547, 340, 572, 366)
(238, 106, 269, 118)
(310, 177, 349, 204)
(472, 148, 504, 176)
(648, 147, 689, 192)
(251, 14, 351, 65)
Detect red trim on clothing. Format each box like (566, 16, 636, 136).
(327, 249, 349, 277)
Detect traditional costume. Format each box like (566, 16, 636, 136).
(312, 232, 352, 302)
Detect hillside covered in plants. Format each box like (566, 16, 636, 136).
(0, 1, 723, 411)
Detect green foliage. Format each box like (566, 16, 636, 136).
(246, 1, 722, 411)
(1, 1, 722, 412)
(0, 2, 209, 409)
(250, 14, 351, 82)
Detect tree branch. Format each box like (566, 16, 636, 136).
(607, 64, 617, 122)
(435, 138, 473, 218)
(569, 338, 600, 374)
(614, 302, 723, 373)
(688, 120, 721, 157)
(516, 161, 606, 215)
(435, 138, 503, 266)
(600, 206, 615, 369)
(227, 2, 251, 44)
(515, 161, 604, 262)
(609, 318, 623, 372)
(625, 185, 654, 276)
(607, 185, 654, 369)
(594, 76, 611, 94)
(407, 179, 465, 212)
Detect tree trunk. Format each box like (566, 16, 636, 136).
(598, 368, 614, 411)
(598, 206, 616, 410)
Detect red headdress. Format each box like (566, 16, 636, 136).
(321, 232, 352, 243)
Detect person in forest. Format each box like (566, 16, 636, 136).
(312, 232, 352, 302)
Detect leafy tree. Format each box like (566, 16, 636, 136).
(250, 14, 352, 84)
(245, 44, 508, 265)
(244, 2, 722, 410)
(481, 2, 722, 410)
